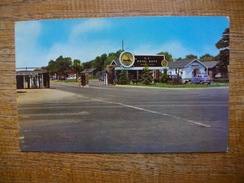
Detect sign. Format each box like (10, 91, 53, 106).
(119, 51, 135, 67)
(119, 51, 168, 68)
(134, 55, 167, 67)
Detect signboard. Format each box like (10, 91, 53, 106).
(119, 51, 135, 67)
(119, 51, 167, 68)
(134, 55, 167, 67)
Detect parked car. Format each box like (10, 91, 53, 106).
(190, 74, 212, 84)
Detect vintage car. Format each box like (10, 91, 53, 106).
(190, 74, 212, 84)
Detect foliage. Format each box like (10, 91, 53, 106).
(73, 59, 82, 81)
(184, 54, 198, 60)
(118, 70, 129, 85)
(157, 51, 173, 61)
(140, 65, 153, 85)
(47, 56, 78, 80)
(82, 50, 123, 71)
(159, 69, 170, 83)
(47, 60, 58, 76)
(104, 50, 123, 67)
(215, 28, 229, 77)
(199, 54, 214, 62)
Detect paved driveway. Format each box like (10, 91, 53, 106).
(18, 81, 229, 153)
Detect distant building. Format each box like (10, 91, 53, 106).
(16, 70, 50, 89)
(80, 68, 101, 78)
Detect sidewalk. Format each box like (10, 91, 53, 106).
(17, 88, 78, 105)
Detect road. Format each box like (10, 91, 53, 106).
(18, 80, 229, 153)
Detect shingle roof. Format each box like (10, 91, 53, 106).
(202, 61, 218, 68)
(168, 59, 195, 69)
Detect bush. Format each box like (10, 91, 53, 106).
(140, 66, 153, 85)
(213, 78, 229, 83)
(159, 73, 170, 83)
(118, 70, 129, 85)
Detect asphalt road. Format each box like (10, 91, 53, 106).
(18, 81, 229, 153)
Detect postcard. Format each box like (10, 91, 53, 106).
(16, 16, 229, 153)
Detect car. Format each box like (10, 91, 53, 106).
(190, 74, 212, 84)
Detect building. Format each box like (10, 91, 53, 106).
(80, 68, 101, 79)
(107, 52, 223, 84)
(109, 51, 168, 83)
(16, 70, 50, 89)
(167, 59, 208, 79)
(203, 61, 219, 78)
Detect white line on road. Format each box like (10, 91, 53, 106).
(92, 99, 211, 128)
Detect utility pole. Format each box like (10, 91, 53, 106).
(122, 40, 124, 51)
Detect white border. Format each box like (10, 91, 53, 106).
(119, 51, 135, 68)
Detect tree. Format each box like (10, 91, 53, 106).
(47, 56, 72, 80)
(83, 61, 92, 70)
(118, 70, 129, 85)
(47, 60, 57, 76)
(73, 59, 81, 81)
(140, 65, 153, 85)
(215, 28, 229, 77)
(157, 51, 173, 62)
(184, 54, 198, 60)
(199, 54, 214, 62)
(104, 50, 123, 67)
(159, 69, 170, 83)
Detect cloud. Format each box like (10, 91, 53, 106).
(46, 39, 119, 63)
(69, 18, 110, 42)
(46, 18, 114, 62)
(15, 21, 44, 67)
(133, 41, 202, 59)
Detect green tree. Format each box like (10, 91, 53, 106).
(83, 61, 92, 70)
(47, 60, 58, 76)
(140, 65, 153, 85)
(73, 59, 81, 81)
(199, 54, 214, 62)
(118, 70, 129, 85)
(215, 28, 229, 77)
(184, 54, 198, 60)
(159, 69, 169, 83)
(104, 50, 123, 67)
(157, 51, 173, 61)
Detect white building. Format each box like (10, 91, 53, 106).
(167, 59, 208, 79)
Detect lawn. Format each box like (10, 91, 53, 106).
(127, 82, 229, 88)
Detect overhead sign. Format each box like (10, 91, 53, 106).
(119, 51, 167, 68)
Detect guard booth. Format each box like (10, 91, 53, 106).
(80, 73, 89, 86)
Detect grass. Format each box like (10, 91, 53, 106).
(127, 82, 229, 88)
(55, 79, 79, 83)
(53, 79, 229, 88)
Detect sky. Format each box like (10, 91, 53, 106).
(15, 16, 229, 68)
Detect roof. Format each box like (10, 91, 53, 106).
(110, 60, 121, 66)
(80, 68, 98, 74)
(168, 59, 196, 69)
(16, 70, 47, 76)
(202, 61, 218, 68)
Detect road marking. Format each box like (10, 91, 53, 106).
(92, 99, 211, 128)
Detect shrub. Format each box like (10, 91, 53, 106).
(118, 70, 129, 85)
